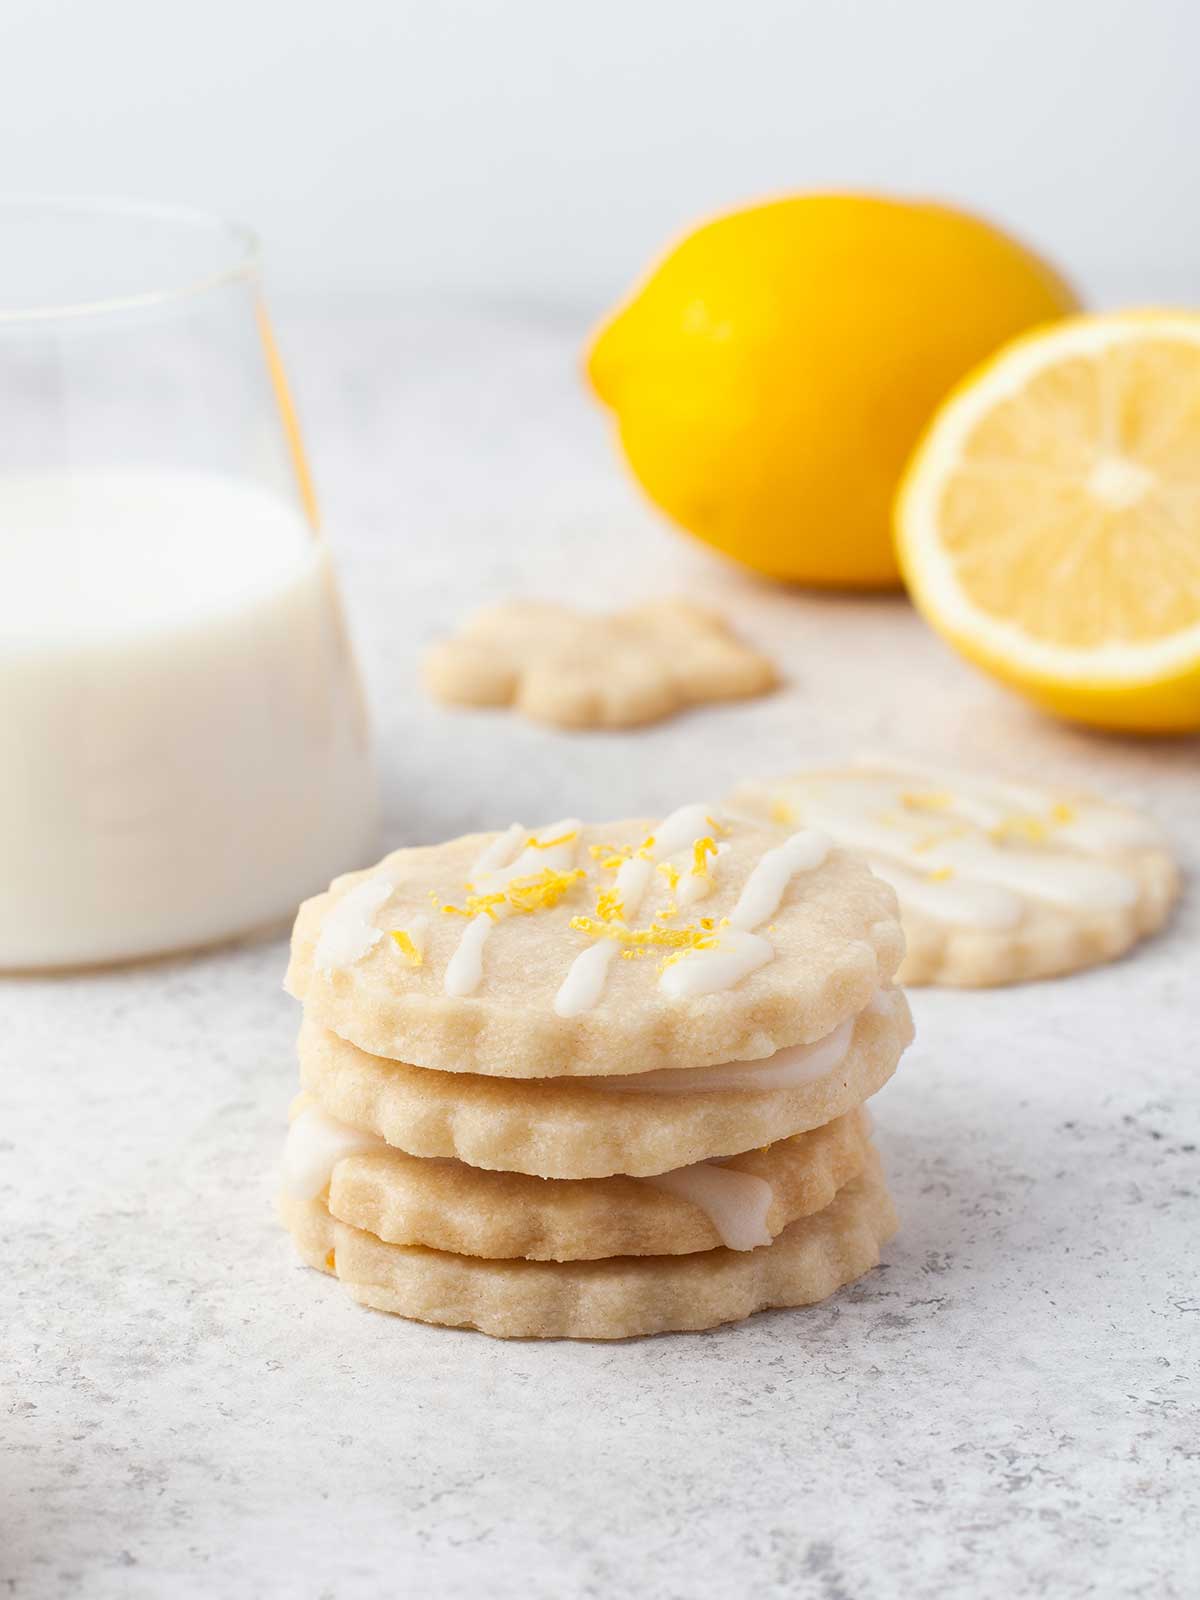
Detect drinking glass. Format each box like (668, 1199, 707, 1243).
(0, 198, 378, 968)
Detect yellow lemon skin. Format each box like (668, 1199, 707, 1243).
(895, 311, 1200, 735)
(587, 193, 1079, 587)
(934, 642, 1200, 734)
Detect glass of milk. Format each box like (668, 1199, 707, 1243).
(0, 198, 378, 968)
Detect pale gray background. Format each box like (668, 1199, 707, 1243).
(0, 0, 1196, 306)
(3, 6, 1199, 1598)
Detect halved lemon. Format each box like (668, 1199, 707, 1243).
(896, 311, 1200, 732)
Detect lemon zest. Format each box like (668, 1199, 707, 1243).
(901, 789, 953, 812)
(569, 915, 721, 952)
(324, 1249, 336, 1271)
(589, 843, 629, 869)
(911, 824, 969, 853)
(388, 929, 424, 966)
(769, 799, 796, 826)
(690, 836, 718, 877)
(1051, 801, 1076, 825)
(706, 814, 729, 835)
(595, 886, 625, 923)
(657, 861, 682, 890)
(991, 813, 1049, 845)
(525, 829, 579, 851)
(927, 866, 956, 882)
(442, 867, 586, 920)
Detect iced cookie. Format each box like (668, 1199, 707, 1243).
(285, 805, 905, 1077)
(280, 1157, 897, 1340)
(423, 598, 777, 728)
(283, 1095, 873, 1258)
(295, 991, 911, 1178)
(730, 758, 1179, 987)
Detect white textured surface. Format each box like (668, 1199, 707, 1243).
(5, 304, 1199, 1599)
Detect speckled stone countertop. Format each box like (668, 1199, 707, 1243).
(5, 304, 1198, 1599)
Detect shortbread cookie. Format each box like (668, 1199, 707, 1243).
(283, 1096, 872, 1258)
(730, 758, 1178, 986)
(280, 1157, 897, 1339)
(286, 805, 904, 1077)
(296, 990, 912, 1178)
(423, 598, 777, 729)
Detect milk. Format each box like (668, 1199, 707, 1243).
(0, 472, 378, 967)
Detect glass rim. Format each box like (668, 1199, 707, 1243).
(0, 195, 261, 325)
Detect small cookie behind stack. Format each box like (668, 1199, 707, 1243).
(423, 599, 777, 728)
(279, 806, 914, 1339)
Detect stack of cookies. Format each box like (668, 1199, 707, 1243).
(278, 805, 914, 1340)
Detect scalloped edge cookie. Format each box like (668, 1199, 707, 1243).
(288, 1101, 871, 1260)
(286, 810, 905, 1078)
(730, 761, 1180, 987)
(297, 991, 912, 1178)
(280, 1155, 897, 1339)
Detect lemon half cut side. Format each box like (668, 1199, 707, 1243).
(896, 311, 1200, 732)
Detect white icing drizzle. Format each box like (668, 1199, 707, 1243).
(765, 764, 1148, 924)
(675, 871, 711, 907)
(659, 928, 773, 1000)
(472, 818, 581, 893)
(554, 802, 721, 1017)
(675, 840, 727, 907)
(864, 856, 1022, 931)
(444, 913, 494, 997)
(936, 835, 1136, 913)
(858, 755, 1164, 852)
(643, 1161, 773, 1250)
(282, 1103, 386, 1200)
(314, 877, 394, 974)
(656, 824, 828, 1001)
(652, 802, 721, 858)
(595, 1011, 857, 1094)
(448, 819, 581, 997)
(728, 829, 830, 930)
(614, 853, 655, 911)
(470, 822, 526, 877)
(554, 940, 619, 1017)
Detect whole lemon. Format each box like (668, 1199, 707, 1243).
(586, 193, 1079, 587)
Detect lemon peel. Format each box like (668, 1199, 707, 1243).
(901, 790, 953, 812)
(568, 915, 722, 953)
(589, 843, 630, 869)
(690, 836, 718, 877)
(442, 868, 586, 921)
(595, 886, 625, 923)
(389, 929, 424, 966)
(525, 830, 579, 851)
(589, 192, 1078, 586)
(990, 814, 1050, 846)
